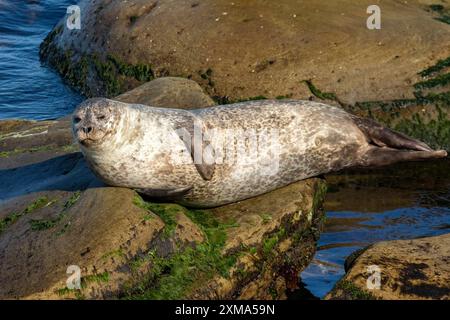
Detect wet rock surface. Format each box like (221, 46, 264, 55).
(325, 233, 450, 300)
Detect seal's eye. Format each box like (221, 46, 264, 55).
(98, 115, 106, 120)
(74, 117, 81, 124)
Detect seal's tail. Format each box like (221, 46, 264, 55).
(360, 148, 447, 167)
(352, 116, 447, 167)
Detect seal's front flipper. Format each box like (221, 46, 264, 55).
(137, 186, 192, 198)
(352, 116, 433, 151)
(359, 147, 447, 167)
(174, 115, 216, 181)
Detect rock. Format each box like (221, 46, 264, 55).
(187, 179, 327, 299)
(40, 0, 450, 103)
(0, 79, 327, 299)
(0, 119, 76, 170)
(325, 233, 450, 300)
(0, 118, 101, 202)
(116, 77, 215, 108)
(0, 87, 106, 202)
(0, 153, 100, 202)
(0, 179, 326, 299)
(0, 187, 164, 299)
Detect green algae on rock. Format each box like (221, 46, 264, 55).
(29, 191, 81, 231)
(0, 196, 54, 234)
(39, 40, 154, 97)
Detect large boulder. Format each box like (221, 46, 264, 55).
(116, 77, 215, 108)
(39, 0, 450, 103)
(325, 233, 450, 300)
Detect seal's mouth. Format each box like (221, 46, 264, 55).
(75, 127, 107, 147)
(78, 137, 101, 147)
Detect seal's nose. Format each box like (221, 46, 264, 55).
(82, 126, 93, 134)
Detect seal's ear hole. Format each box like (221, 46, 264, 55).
(73, 117, 81, 124)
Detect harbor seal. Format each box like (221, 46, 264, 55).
(72, 98, 447, 207)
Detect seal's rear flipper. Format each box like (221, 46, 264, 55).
(352, 116, 433, 151)
(360, 147, 447, 167)
(352, 115, 447, 166)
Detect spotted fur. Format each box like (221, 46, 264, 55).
(72, 98, 445, 208)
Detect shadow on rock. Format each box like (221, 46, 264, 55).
(0, 152, 103, 202)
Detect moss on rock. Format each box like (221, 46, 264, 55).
(330, 280, 378, 300)
(40, 33, 154, 97)
(0, 196, 53, 234)
(125, 196, 240, 299)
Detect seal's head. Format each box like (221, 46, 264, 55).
(72, 98, 121, 148)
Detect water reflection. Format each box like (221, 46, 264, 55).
(300, 158, 450, 299)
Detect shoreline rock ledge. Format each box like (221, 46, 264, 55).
(326, 233, 450, 300)
(0, 78, 327, 299)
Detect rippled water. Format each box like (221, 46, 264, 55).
(0, 0, 83, 120)
(300, 159, 450, 299)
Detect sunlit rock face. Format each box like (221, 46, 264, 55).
(40, 0, 450, 104)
